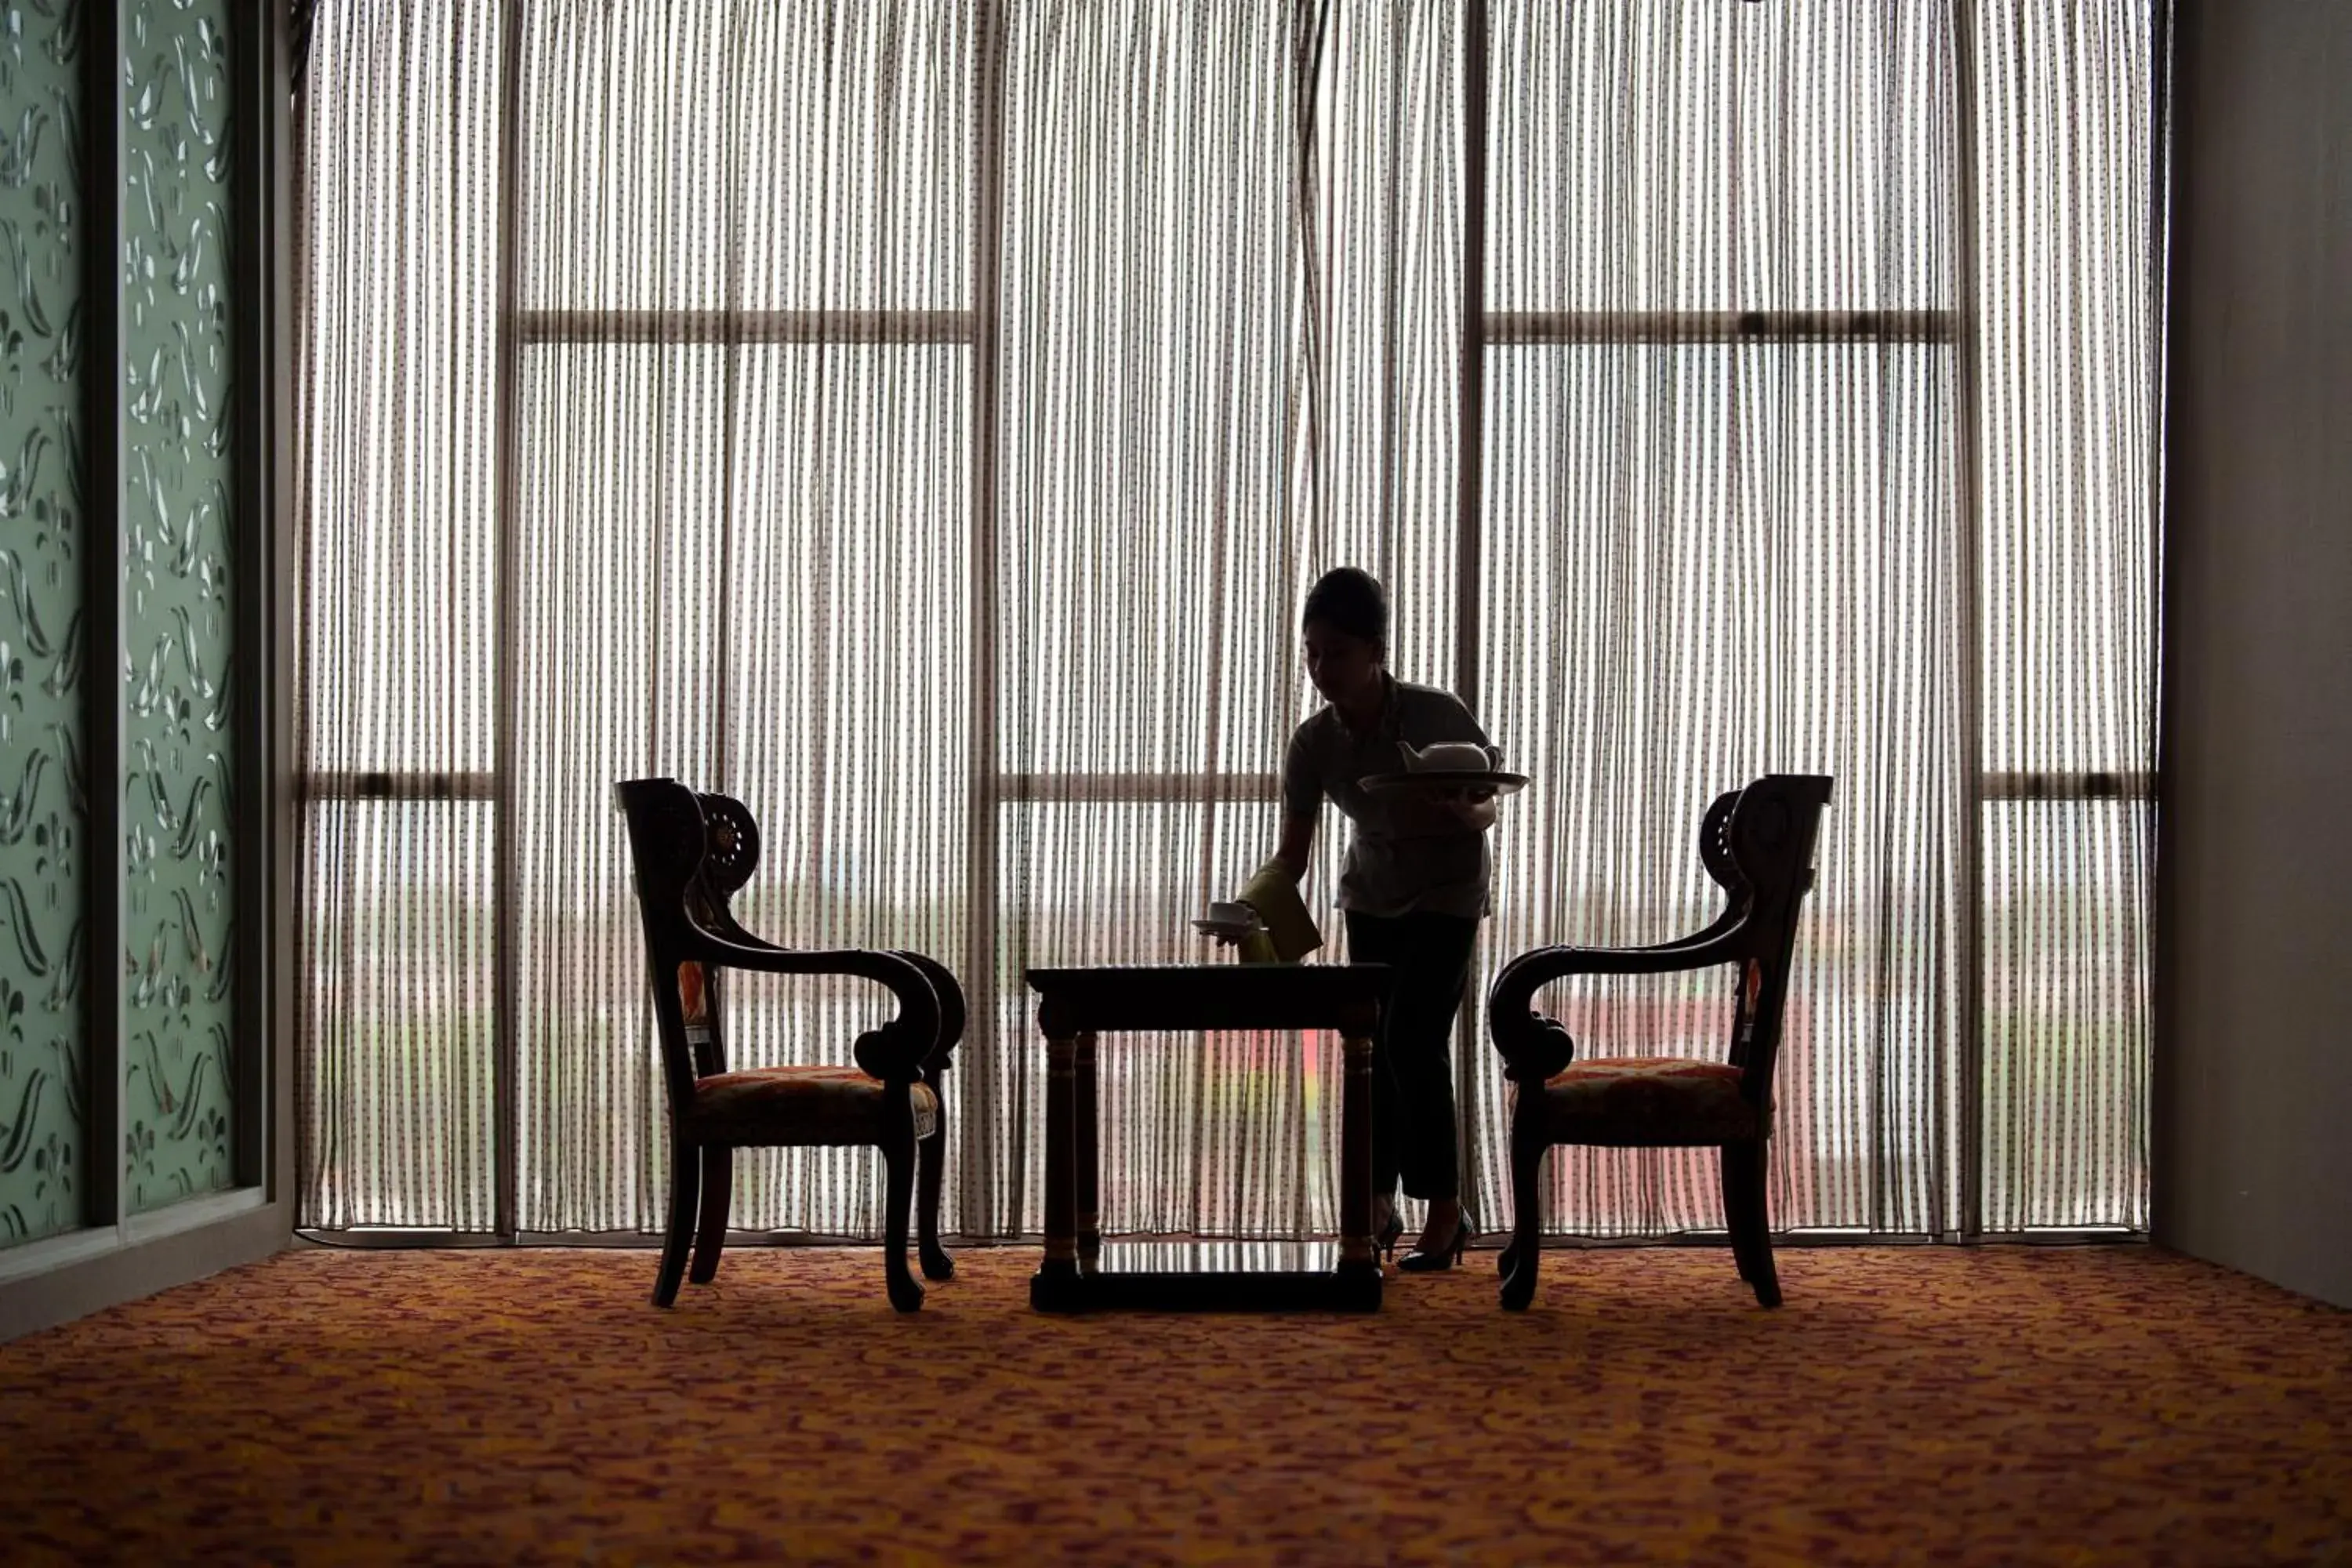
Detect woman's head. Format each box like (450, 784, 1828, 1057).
(1301, 567, 1387, 708)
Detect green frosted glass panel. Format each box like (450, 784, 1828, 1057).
(122, 0, 235, 1213)
(0, 1, 89, 1246)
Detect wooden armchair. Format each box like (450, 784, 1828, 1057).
(1485, 774, 1832, 1312)
(615, 777, 961, 1312)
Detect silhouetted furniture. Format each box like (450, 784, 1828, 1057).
(616, 777, 961, 1312)
(1485, 774, 1833, 1312)
(1025, 964, 1388, 1311)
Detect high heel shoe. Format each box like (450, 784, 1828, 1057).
(1397, 1210, 1472, 1273)
(1375, 1211, 1405, 1261)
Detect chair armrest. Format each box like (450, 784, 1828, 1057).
(887, 950, 966, 1076)
(1622, 910, 1743, 953)
(688, 931, 942, 1080)
(1485, 930, 1744, 1083)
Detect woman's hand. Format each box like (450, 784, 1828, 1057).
(1436, 784, 1499, 831)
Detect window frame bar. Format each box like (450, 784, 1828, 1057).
(964, 0, 1010, 1236)
(1457, 0, 1490, 713)
(513, 308, 977, 345)
(1952, 0, 1990, 1244)
(1484, 309, 1958, 345)
(492, 0, 528, 1243)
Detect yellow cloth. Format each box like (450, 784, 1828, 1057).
(1233, 859, 1323, 964)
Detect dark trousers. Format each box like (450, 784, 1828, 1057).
(1345, 909, 1479, 1206)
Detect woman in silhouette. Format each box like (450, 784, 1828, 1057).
(1236, 567, 1501, 1271)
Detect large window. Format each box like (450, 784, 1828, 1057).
(296, 2, 2162, 1243)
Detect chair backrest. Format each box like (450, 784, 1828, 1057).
(1662, 789, 1749, 949)
(1719, 774, 1834, 1104)
(615, 777, 762, 1113)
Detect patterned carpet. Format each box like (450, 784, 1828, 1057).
(3, 1244, 2348, 1566)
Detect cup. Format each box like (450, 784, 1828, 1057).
(1207, 900, 1254, 927)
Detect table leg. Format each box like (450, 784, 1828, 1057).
(1076, 1031, 1101, 1269)
(1338, 1031, 1378, 1276)
(1042, 1033, 1079, 1277)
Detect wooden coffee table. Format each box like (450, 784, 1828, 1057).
(1024, 964, 1388, 1312)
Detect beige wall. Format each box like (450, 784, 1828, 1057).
(2155, 0, 2352, 1308)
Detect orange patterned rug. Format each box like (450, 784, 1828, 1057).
(4, 1244, 2348, 1565)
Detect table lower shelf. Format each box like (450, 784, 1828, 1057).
(1030, 1241, 1384, 1312)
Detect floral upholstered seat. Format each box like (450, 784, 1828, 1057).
(688, 1065, 942, 1147)
(1508, 1057, 1769, 1148)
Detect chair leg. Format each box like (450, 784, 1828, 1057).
(1500, 1123, 1548, 1312)
(688, 1145, 732, 1285)
(882, 1119, 924, 1313)
(1726, 1138, 1781, 1308)
(655, 1136, 702, 1308)
(917, 1122, 954, 1282)
(1719, 1142, 1755, 1282)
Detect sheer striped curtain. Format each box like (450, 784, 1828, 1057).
(294, 2, 2162, 1243)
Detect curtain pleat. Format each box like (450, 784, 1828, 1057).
(295, 2, 2159, 1241)
(1480, 2, 1973, 1236)
(294, 2, 503, 1229)
(504, 2, 978, 1235)
(1973, 2, 2160, 1231)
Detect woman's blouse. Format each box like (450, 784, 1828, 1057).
(1281, 673, 1497, 920)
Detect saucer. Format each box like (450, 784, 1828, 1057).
(1191, 916, 1262, 938)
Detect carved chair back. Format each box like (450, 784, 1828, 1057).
(614, 779, 764, 1112)
(1715, 775, 1832, 1105)
(1487, 773, 1831, 1106)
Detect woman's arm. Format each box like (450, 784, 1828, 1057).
(1272, 812, 1316, 879)
(1214, 814, 1317, 949)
